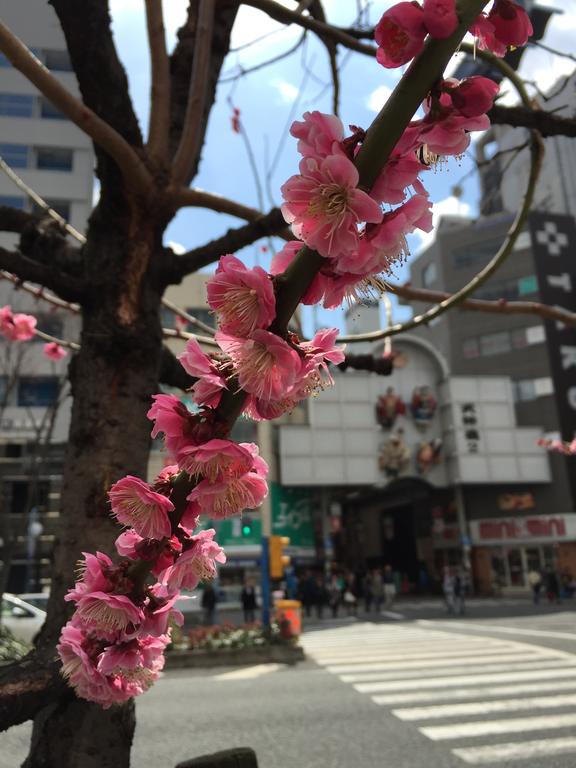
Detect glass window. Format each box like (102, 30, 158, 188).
(0, 195, 26, 210)
(422, 262, 437, 288)
(452, 238, 505, 269)
(0, 143, 29, 168)
(39, 97, 66, 120)
(17, 377, 59, 407)
(513, 379, 536, 402)
(33, 314, 63, 341)
(526, 325, 545, 345)
(160, 307, 176, 330)
(0, 375, 7, 403)
(35, 147, 73, 171)
(43, 49, 73, 72)
(186, 307, 216, 331)
(0, 93, 34, 117)
(511, 328, 528, 349)
(462, 338, 480, 359)
(0, 53, 11, 67)
(32, 200, 71, 220)
(480, 331, 511, 356)
(534, 377, 554, 397)
(518, 275, 538, 296)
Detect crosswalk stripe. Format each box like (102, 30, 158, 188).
(372, 679, 576, 706)
(421, 712, 576, 740)
(393, 693, 576, 721)
(354, 665, 576, 693)
(453, 737, 576, 764)
(310, 644, 527, 665)
(328, 651, 546, 674)
(346, 659, 573, 685)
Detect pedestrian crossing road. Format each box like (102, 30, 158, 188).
(301, 623, 576, 765)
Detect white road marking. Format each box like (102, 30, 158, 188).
(372, 679, 576, 706)
(354, 665, 576, 693)
(309, 644, 526, 665)
(328, 651, 545, 674)
(419, 618, 576, 642)
(453, 737, 576, 764)
(213, 664, 281, 681)
(420, 712, 576, 740)
(393, 693, 576, 721)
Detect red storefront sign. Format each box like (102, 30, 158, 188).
(470, 515, 576, 545)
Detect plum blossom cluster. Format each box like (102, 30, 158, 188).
(375, 0, 532, 68)
(57, 0, 531, 708)
(0, 304, 68, 359)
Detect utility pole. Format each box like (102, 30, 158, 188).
(258, 420, 274, 626)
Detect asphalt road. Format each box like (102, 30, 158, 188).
(3, 603, 576, 768)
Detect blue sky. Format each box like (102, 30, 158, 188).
(108, 0, 575, 336)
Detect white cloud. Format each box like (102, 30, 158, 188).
(366, 84, 392, 113)
(272, 79, 300, 103)
(166, 241, 186, 255)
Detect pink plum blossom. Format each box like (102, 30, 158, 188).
(281, 154, 382, 260)
(370, 152, 429, 205)
(207, 255, 276, 336)
(487, 0, 532, 50)
(270, 241, 325, 305)
(188, 470, 268, 519)
(422, 0, 458, 39)
(177, 339, 228, 408)
(43, 342, 68, 360)
(290, 111, 344, 159)
(446, 76, 500, 118)
(74, 592, 144, 641)
(114, 530, 183, 576)
(109, 475, 173, 540)
(160, 529, 226, 591)
(177, 438, 255, 482)
(147, 394, 213, 455)
(374, 2, 427, 69)
(141, 586, 184, 636)
(216, 329, 302, 402)
(0, 306, 37, 341)
(65, 551, 114, 602)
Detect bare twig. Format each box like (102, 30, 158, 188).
(161, 297, 215, 336)
(145, 0, 171, 162)
(172, 0, 216, 185)
(0, 247, 84, 302)
(0, 271, 81, 314)
(221, 30, 306, 83)
(0, 21, 153, 197)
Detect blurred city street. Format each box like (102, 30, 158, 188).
(5, 603, 576, 768)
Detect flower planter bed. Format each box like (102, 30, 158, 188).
(165, 643, 305, 669)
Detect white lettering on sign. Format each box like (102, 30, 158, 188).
(561, 346, 576, 370)
(568, 387, 576, 411)
(470, 514, 576, 545)
(547, 273, 573, 292)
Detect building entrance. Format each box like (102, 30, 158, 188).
(380, 504, 419, 587)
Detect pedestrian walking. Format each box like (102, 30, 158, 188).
(201, 583, 217, 626)
(363, 571, 374, 613)
(383, 564, 396, 610)
(328, 575, 342, 618)
(443, 566, 455, 614)
(343, 572, 357, 616)
(545, 566, 560, 604)
(315, 575, 327, 619)
(240, 580, 257, 624)
(372, 568, 384, 613)
(527, 568, 542, 605)
(453, 570, 466, 615)
(299, 571, 316, 618)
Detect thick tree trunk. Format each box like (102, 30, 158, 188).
(24, 211, 165, 767)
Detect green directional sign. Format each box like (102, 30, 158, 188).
(270, 483, 315, 550)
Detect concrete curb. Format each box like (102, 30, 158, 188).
(165, 644, 305, 669)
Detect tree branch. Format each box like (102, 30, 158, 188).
(169, 186, 284, 224)
(173, 208, 290, 279)
(0, 19, 152, 197)
(337, 353, 393, 375)
(0, 247, 84, 302)
(487, 103, 576, 138)
(0, 205, 40, 234)
(0, 654, 67, 733)
(172, 0, 216, 185)
(145, 0, 171, 162)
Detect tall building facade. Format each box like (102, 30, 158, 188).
(407, 209, 576, 592)
(0, 2, 95, 593)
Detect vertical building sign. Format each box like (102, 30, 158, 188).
(529, 212, 576, 505)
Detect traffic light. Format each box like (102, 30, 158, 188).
(241, 516, 253, 538)
(269, 535, 290, 579)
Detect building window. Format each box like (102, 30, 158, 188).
(421, 262, 437, 288)
(35, 147, 73, 171)
(32, 200, 71, 220)
(0, 143, 29, 168)
(0, 375, 7, 403)
(462, 338, 480, 359)
(33, 314, 63, 341)
(518, 275, 538, 296)
(480, 331, 511, 357)
(160, 307, 176, 330)
(511, 328, 529, 350)
(526, 325, 545, 345)
(9, 480, 50, 514)
(452, 238, 505, 269)
(43, 49, 73, 72)
(0, 195, 26, 210)
(513, 377, 554, 402)
(17, 377, 60, 407)
(39, 97, 66, 120)
(186, 308, 216, 331)
(0, 53, 11, 67)
(0, 93, 34, 117)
